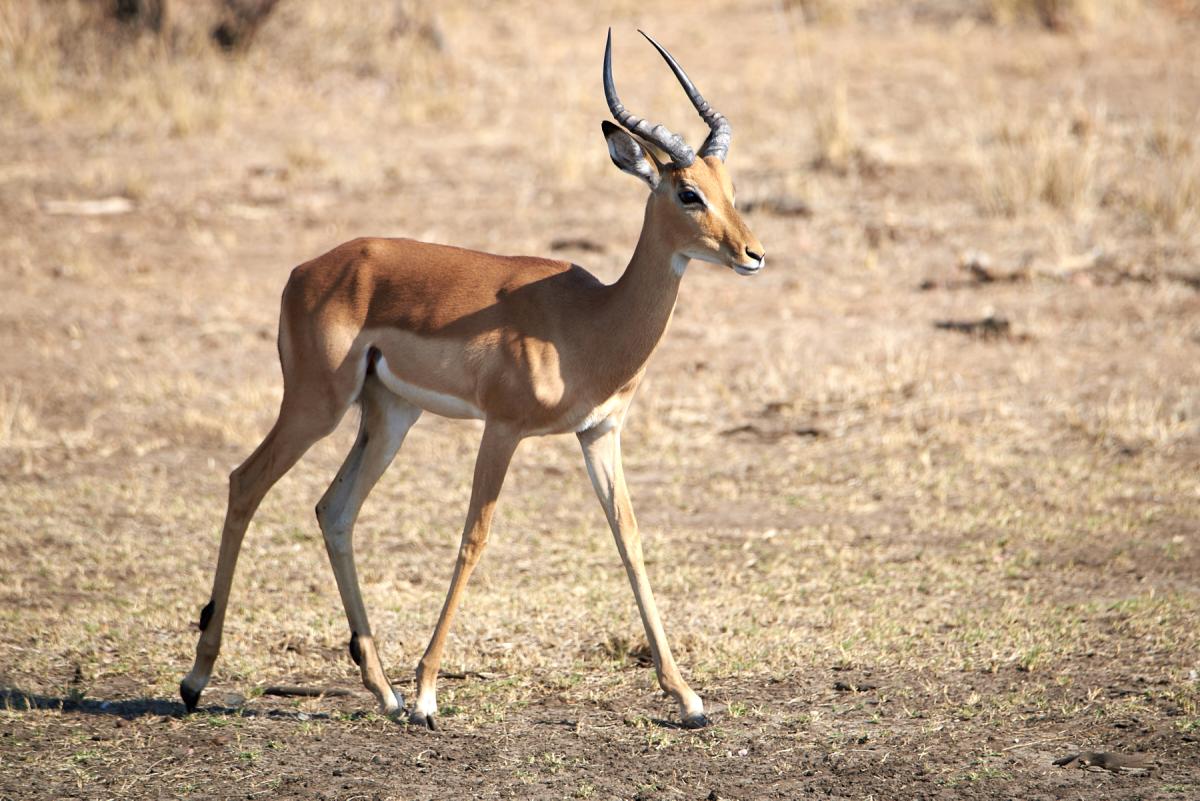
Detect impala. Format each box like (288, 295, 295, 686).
(181, 30, 764, 729)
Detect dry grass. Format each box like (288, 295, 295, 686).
(1132, 122, 1200, 233)
(811, 81, 856, 173)
(987, 0, 1144, 28)
(0, 0, 458, 135)
(1136, 160, 1200, 234)
(786, 0, 862, 25)
(0, 382, 38, 448)
(0, 0, 245, 134)
(977, 107, 1200, 231)
(976, 108, 1098, 217)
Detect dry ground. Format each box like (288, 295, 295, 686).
(1, 1, 1199, 799)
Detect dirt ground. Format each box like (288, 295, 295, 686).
(1, 1, 1198, 799)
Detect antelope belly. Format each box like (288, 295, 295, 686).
(373, 353, 485, 420)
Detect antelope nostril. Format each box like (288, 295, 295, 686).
(745, 247, 764, 262)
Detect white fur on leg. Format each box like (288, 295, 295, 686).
(408, 690, 438, 724)
(181, 670, 209, 697)
(381, 686, 403, 716)
(679, 692, 707, 728)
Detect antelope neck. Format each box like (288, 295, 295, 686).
(594, 203, 686, 376)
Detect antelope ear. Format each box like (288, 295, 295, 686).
(602, 121, 660, 189)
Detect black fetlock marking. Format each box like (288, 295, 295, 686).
(197, 599, 215, 632)
(348, 633, 363, 667)
(180, 681, 201, 713)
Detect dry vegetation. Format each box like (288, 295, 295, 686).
(987, 0, 1144, 28)
(1, 1, 1199, 799)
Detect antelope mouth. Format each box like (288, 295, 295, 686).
(733, 261, 764, 275)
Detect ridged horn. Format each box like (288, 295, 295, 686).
(638, 30, 732, 162)
(603, 28, 696, 167)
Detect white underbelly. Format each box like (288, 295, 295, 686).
(524, 392, 625, 436)
(372, 352, 626, 433)
(373, 354, 485, 420)
(571, 393, 624, 432)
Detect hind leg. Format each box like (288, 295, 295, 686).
(316, 376, 421, 717)
(181, 397, 343, 712)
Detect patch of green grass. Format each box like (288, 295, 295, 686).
(644, 729, 675, 751)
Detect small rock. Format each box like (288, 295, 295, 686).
(959, 250, 994, 282)
(833, 680, 878, 692)
(933, 315, 1014, 340)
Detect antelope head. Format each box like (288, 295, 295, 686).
(602, 30, 765, 276)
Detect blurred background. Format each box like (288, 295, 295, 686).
(1, 1, 1198, 798)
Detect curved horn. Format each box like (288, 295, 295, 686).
(638, 30, 732, 162)
(604, 29, 695, 167)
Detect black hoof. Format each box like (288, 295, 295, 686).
(180, 682, 201, 714)
(408, 712, 437, 730)
(681, 713, 710, 730)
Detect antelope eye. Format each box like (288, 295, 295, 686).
(677, 189, 703, 206)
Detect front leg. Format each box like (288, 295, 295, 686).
(578, 421, 707, 728)
(410, 422, 520, 728)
